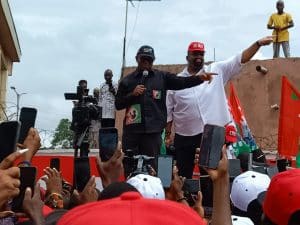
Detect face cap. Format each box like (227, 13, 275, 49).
(188, 42, 205, 52)
(225, 125, 238, 143)
(262, 169, 300, 225)
(230, 171, 270, 212)
(127, 174, 165, 199)
(57, 192, 206, 225)
(231, 215, 254, 225)
(136, 45, 155, 60)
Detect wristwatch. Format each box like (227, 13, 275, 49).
(45, 192, 63, 209)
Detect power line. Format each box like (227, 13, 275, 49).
(126, 1, 141, 52)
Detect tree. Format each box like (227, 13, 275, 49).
(51, 118, 73, 148)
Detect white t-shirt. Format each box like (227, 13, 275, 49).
(99, 82, 118, 119)
(166, 53, 242, 136)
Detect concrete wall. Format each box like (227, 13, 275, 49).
(228, 58, 300, 150)
(116, 58, 300, 151)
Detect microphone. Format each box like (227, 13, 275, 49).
(140, 70, 149, 85)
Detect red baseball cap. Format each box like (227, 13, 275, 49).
(57, 192, 206, 225)
(188, 42, 205, 52)
(262, 169, 300, 225)
(225, 125, 237, 143)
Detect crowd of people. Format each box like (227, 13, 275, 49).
(0, 127, 299, 225)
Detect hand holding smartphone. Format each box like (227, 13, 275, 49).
(0, 121, 20, 162)
(11, 166, 37, 212)
(18, 107, 37, 144)
(50, 158, 60, 171)
(99, 128, 118, 161)
(157, 155, 173, 188)
(74, 157, 91, 192)
(183, 179, 201, 206)
(199, 124, 225, 169)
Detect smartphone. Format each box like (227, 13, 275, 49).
(252, 165, 267, 174)
(267, 166, 278, 178)
(228, 159, 241, 180)
(74, 157, 91, 192)
(183, 179, 200, 193)
(200, 175, 213, 208)
(0, 121, 20, 162)
(157, 155, 173, 188)
(199, 124, 225, 169)
(18, 107, 37, 144)
(99, 128, 118, 161)
(183, 179, 201, 206)
(277, 159, 290, 172)
(50, 158, 60, 171)
(11, 167, 37, 212)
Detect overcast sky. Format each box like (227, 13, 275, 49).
(6, 0, 300, 145)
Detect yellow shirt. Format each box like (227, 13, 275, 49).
(268, 13, 293, 42)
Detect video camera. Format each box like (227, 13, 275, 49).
(65, 85, 101, 134)
(64, 84, 101, 157)
(124, 149, 154, 178)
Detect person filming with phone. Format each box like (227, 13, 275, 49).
(99, 69, 118, 128)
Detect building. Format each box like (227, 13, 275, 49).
(0, 0, 21, 120)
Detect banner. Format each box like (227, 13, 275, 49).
(278, 76, 300, 157)
(229, 82, 258, 151)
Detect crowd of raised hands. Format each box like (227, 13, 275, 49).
(0, 129, 234, 225)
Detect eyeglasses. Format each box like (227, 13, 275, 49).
(139, 56, 154, 62)
(190, 51, 205, 57)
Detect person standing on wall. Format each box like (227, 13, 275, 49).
(267, 0, 294, 58)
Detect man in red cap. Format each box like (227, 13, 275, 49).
(166, 36, 273, 178)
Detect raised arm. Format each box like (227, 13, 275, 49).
(206, 147, 232, 225)
(165, 72, 216, 90)
(241, 36, 273, 64)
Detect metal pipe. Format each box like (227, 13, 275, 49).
(256, 65, 268, 75)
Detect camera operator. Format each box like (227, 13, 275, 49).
(89, 88, 101, 149)
(99, 69, 118, 128)
(68, 80, 101, 157)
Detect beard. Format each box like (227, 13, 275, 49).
(193, 60, 204, 71)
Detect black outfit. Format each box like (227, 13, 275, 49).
(101, 118, 115, 128)
(115, 69, 204, 175)
(174, 133, 202, 179)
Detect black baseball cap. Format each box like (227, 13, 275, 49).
(136, 45, 155, 60)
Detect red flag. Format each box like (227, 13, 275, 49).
(229, 82, 245, 137)
(229, 82, 258, 150)
(278, 76, 300, 157)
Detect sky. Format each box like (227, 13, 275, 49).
(6, 0, 300, 146)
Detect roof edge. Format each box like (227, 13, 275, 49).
(1, 0, 21, 62)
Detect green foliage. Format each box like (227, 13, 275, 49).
(51, 118, 73, 148)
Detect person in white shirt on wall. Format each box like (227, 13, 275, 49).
(99, 69, 118, 128)
(166, 36, 273, 178)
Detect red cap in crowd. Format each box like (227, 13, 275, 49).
(262, 169, 300, 225)
(57, 192, 206, 225)
(188, 42, 205, 52)
(225, 125, 238, 143)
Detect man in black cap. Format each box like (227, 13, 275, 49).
(115, 45, 216, 176)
